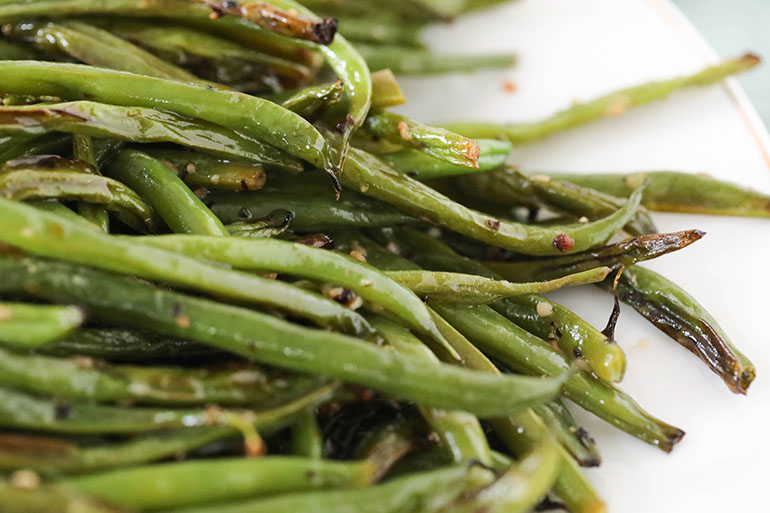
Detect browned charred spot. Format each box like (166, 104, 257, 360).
(0, 433, 75, 456)
(485, 219, 500, 231)
(313, 17, 338, 45)
(5, 154, 69, 169)
(240, 179, 249, 190)
(54, 402, 72, 421)
(552, 233, 574, 252)
(573, 346, 583, 358)
(292, 233, 334, 249)
(464, 139, 480, 166)
(326, 287, 358, 308)
(266, 209, 294, 228)
(601, 267, 624, 342)
(238, 207, 253, 219)
(336, 113, 355, 133)
(406, 170, 418, 178)
(171, 303, 183, 317)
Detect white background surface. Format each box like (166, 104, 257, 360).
(394, 0, 770, 511)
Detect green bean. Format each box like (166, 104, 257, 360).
(107, 21, 313, 84)
(0, 168, 159, 232)
(166, 463, 493, 513)
(133, 234, 449, 348)
(281, 80, 344, 120)
(331, 231, 605, 513)
(205, 187, 415, 231)
(64, 457, 374, 511)
(225, 210, 293, 239)
(533, 401, 600, 467)
(0, 382, 336, 435)
(357, 44, 516, 75)
(0, 302, 84, 348)
(0, 254, 566, 418)
(549, 171, 770, 218)
(336, 147, 643, 255)
(0, 199, 372, 335)
(2, 20, 200, 82)
(0, 133, 71, 162)
(435, 303, 683, 451)
(38, 327, 218, 361)
(364, 110, 480, 168)
(0, 61, 338, 179)
(0, 345, 330, 406)
(445, 54, 760, 143)
(367, 314, 492, 466)
(146, 149, 267, 191)
(370, 68, 406, 109)
(455, 167, 657, 236)
(72, 134, 110, 232)
(445, 438, 560, 513)
(0, 481, 128, 513)
(106, 149, 228, 236)
(292, 410, 323, 459)
(0, 101, 303, 173)
(0, 428, 236, 475)
(0, 38, 40, 60)
(484, 230, 706, 282)
(610, 265, 755, 394)
(386, 267, 610, 304)
(383, 227, 627, 383)
(382, 139, 511, 180)
(335, 16, 423, 47)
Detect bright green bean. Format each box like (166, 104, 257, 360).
(386, 267, 610, 303)
(0, 198, 372, 335)
(445, 54, 760, 143)
(381, 139, 511, 180)
(0, 254, 566, 418)
(0, 61, 338, 177)
(550, 170, 770, 218)
(64, 457, 375, 511)
(357, 44, 516, 75)
(133, 234, 449, 348)
(0, 101, 303, 173)
(106, 149, 228, 236)
(146, 149, 267, 191)
(0, 302, 84, 348)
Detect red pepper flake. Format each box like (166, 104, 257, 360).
(552, 233, 575, 252)
(486, 219, 501, 231)
(503, 80, 517, 93)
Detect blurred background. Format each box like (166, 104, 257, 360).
(674, 0, 769, 127)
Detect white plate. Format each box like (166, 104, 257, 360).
(393, 0, 770, 511)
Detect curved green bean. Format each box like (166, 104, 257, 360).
(386, 267, 610, 303)
(106, 149, 228, 235)
(0, 198, 373, 335)
(0, 383, 336, 435)
(0, 428, 236, 475)
(445, 54, 760, 143)
(0, 168, 159, 232)
(0, 345, 330, 406)
(0, 254, 566, 418)
(336, 147, 643, 255)
(64, 457, 374, 511)
(0, 61, 338, 178)
(446, 438, 560, 513)
(0, 101, 303, 173)
(455, 167, 657, 236)
(610, 265, 755, 394)
(0, 302, 84, 348)
(485, 230, 706, 282)
(132, 234, 449, 348)
(549, 170, 770, 218)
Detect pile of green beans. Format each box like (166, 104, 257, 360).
(0, 1, 762, 512)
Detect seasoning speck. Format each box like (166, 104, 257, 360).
(536, 301, 553, 317)
(10, 469, 40, 489)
